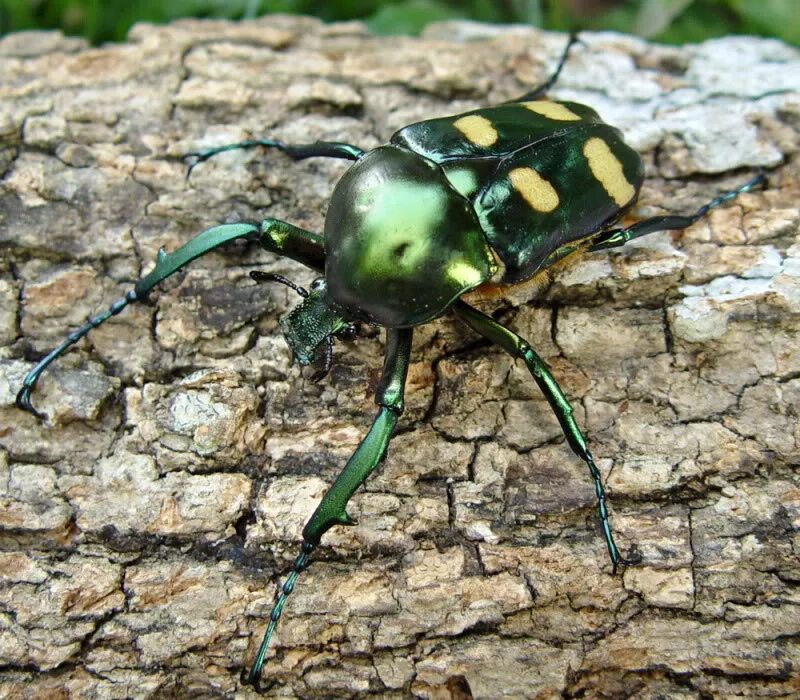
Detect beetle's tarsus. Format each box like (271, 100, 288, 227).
(247, 539, 316, 686)
(692, 170, 767, 219)
(612, 549, 643, 575)
(15, 384, 44, 419)
(513, 31, 581, 102)
(14, 290, 140, 418)
(183, 152, 209, 178)
(182, 141, 267, 177)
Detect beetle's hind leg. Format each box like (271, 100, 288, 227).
(184, 139, 364, 176)
(512, 32, 581, 103)
(453, 300, 635, 573)
(247, 328, 412, 688)
(589, 172, 767, 252)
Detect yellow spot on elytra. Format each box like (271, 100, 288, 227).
(521, 101, 581, 121)
(453, 114, 498, 147)
(582, 137, 636, 206)
(509, 167, 559, 213)
(446, 259, 485, 288)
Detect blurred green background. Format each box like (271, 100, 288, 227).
(0, 0, 797, 46)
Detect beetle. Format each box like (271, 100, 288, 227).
(16, 34, 765, 687)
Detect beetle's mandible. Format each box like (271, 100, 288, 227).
(15, 34, 766, 687)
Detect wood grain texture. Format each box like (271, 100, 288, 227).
(1, 17, 799, 699)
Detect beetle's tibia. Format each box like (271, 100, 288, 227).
(247, 540, 316, 688)
(135, 223, 260, 297)
(301, 328, 412, 544)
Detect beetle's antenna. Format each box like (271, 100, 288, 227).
(248, 540, 316, 688)
(250, 271, 308, 298)
(16, 290, 140, 418)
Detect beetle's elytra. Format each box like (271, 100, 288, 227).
(15, 34, 765, 686)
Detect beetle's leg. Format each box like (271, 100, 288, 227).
(590, 172, 767, 252)
(16, 223, 260, 417)
(247, 328, 412, 687)
(309, 335, 334, 383)
(512, 32, 580, 102)
(258, 218, 325, 274)
(452, 300, 632, 573)
(185, 139, 364, 175)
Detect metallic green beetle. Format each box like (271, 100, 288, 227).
(16, 36, 764, 687)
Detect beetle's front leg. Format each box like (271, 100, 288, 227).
(16, 223, 261, 416)
(247, 327, 412, 687)
(453, 300, 635, 573)
(17, 218, 327, 417)
(258, 218, 325, 273)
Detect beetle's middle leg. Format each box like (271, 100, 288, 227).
(452, 299, 633, 572)
(185, 139, 364, 175)
(247, 327, 412, 687)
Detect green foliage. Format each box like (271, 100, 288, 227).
(730, 0, 800, 46)
(367, 1, 460, 35)
(0, 0, 796, 46)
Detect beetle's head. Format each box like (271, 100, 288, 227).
(279, 278, 352, 366)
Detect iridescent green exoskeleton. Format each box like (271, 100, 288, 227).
(16, 35, 765, 687)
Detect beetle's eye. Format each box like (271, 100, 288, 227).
(310, 278, 326, 293)
(339, 324, 357, 341)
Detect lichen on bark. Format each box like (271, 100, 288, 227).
(1, 16, 799, 699)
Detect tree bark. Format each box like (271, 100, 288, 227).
(1, 16, 799, 699)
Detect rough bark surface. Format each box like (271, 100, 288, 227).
(1, 16, 799, 699)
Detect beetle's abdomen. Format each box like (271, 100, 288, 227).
(392, 101, 644, 283)
(324, 146, 496, 327)
(475, 123, 643, 281)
